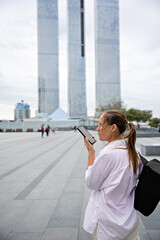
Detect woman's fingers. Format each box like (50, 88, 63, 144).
(84, 136, 88, 145)
(84, 137, 94, 151)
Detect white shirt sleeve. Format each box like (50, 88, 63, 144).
(85, 151, 113, 191)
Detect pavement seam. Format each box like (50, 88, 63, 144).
(14, 136, 81, 200)
(0, 134, 75, 181)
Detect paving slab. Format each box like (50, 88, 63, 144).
(0, 132, 159, 240)
(136, 137, 160, 155)
(41, 227, 78, 240)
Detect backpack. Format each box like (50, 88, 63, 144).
(134, 154, 160, 216)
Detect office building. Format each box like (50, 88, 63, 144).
(14, 100, 30, 121)
(67, 0, 87, 117)
(37, 0, 59, 115)
(95, 0, 121, 111)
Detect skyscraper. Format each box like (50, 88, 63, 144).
(67, 0, 87, 117)
(95, 0, 121, 111)
(37, 0, 59, 115)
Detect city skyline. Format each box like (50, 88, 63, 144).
(0, 0, 160, 119)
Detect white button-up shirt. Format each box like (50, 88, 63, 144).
(83, 139, 143, 240)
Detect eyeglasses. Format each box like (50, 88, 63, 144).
(97, 122, 107, 129)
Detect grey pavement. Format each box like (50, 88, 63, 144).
(0, 131, 160, 240)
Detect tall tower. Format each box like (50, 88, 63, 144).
(37, 0, 59, 115)
(95, 0, 121, 112)
(67, 0, 87, 117)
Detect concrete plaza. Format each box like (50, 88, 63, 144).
(0, 131, 160, 240)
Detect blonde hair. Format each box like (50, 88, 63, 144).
(103, 110, 140, 175)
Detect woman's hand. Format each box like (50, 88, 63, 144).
(84, 137, 96, 169)
(84, 137, 95, 152)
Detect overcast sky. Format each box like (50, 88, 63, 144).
(0, 0, 160, 120)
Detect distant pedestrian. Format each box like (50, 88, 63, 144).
(52, 125, 56, 134)
(45, 125, 50, 136)
(41, 124, 44, 138)
(74, 125, 77, 132)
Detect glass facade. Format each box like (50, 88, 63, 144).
(14, 101, 30, 120)
(95, 0, 121, 111)
(67, 0, 87, 117)
(38, 0, 59, 115)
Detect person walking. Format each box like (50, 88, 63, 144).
(41, 124, 44, 138)
(45, 125, 50, 137)
(52, 125, 56, 134)
(83, 110, 143, 240)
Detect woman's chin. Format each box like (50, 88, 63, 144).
(99, 136, 107, 142)
(98, 134, 104, 141)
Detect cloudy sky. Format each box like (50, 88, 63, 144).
(0, 0, 160, 120)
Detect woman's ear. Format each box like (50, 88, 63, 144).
(112, 124, 117, 133)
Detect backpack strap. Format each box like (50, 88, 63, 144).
(139, 154, 148, 165)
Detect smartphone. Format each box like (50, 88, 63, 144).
(77, 126, 96, 144)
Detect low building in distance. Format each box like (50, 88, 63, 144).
(14, 100, 30, 121)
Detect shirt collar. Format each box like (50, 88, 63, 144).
(106, 139, 126, 149)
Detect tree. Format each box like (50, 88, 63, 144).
(141, 110, 152, 122)
(125, 108, 152, 123)
(149, 118, 160, 128)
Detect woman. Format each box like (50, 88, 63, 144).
(83, 110, 143, 240)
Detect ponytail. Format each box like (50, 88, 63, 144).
(124, 122, 141, 174)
